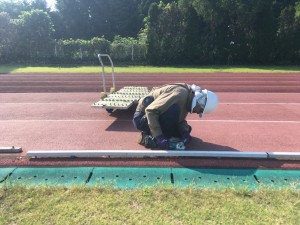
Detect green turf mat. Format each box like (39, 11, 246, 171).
(1, 167, 299, 189)
(171, 168, 259, 189)
(254, 170, 300, 189)
(5, 167, 93, 186)
(88, 167, 171, 189)
(0, 168, 16, 186)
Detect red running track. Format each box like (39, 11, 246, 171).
(0, 72, 300, 168)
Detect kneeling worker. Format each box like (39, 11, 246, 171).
(132, 83, 219, 149)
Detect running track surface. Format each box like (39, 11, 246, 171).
(0, 72, 300, 169)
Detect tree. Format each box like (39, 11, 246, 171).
(192, 0, 278, 64)
(145, 2, 186, 65)
(144, 2, 162, 64)
(248, 0, 276, 63)
(0, 0, 28, 18)
(0, 0, 50, 18)
(0, 12, 15, 62)
(49, 10, 66, 39)
(276, 3, 300, 63)
(12, 9, 54, 60)
(55, 0, 142, 39)
(179, 0, 206, 64)
(55, 0, 92, 39)
(90, 0, 140, 39)
(28, 0, 49, 11)
(295, 1, 300, 61)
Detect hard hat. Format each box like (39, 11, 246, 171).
(201, 89, 219, 117)
(191, 92, 206, 113)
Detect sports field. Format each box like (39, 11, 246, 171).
(0, 66, 299, 224)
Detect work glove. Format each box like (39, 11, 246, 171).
(155, 134, 169, 149)
(181, 131, 192, 145)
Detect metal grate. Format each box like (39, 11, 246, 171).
(92, 86, 149, 110)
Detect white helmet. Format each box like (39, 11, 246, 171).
(201, 89, 219, 116)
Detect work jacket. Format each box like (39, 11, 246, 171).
(136, 83, 194, 137)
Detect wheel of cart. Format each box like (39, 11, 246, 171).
(92, 54, 149, 113)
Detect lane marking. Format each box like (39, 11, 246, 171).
(1, 102, 300, 105)
(0, 102, 91, 104)
(189, 120, 300, 123)
(219, 103, 300, 105)
(0, 119, 300, 123)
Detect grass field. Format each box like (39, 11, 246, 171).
(0, 186, 299, 224)
(1, 65, 300, 73)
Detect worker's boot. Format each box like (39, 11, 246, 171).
(138, 131, 152, 145)
(144, 135, 158, 148)
(138, 131, 147, 146)
(138, 131, 157, 148)
(168, 137, 185, 150)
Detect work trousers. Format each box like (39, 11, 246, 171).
(132, 104, 180, 138)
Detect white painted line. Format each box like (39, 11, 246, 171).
(27, 150, 267, 159)
(0, 120, 120, 122)
(190, 120, 300, 123)
(267, 152, 300, 159)
(2, 102, 300, 105)
(1, 120, 300, 123)
(0, 102, 90, 104)
(220, 103, 300, 105)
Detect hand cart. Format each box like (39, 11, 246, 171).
(92, 54, 149, 113)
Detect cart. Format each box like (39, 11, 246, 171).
(92, 54, 149, 113)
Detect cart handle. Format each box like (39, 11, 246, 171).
(97, 54, 116, 93)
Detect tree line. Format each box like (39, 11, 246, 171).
(0, 0, 299, 65)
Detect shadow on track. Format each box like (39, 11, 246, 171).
(105, 105, 137, 132)
(105, 109, 241, 152)
(187, 137, 239, 151)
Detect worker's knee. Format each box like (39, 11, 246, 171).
(132, 111, 149, 132)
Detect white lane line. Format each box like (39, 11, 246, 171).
(1, 102, 300, 105)
(219, 103, 300, 105)
(0, 119, 300, 123)
(190, 120, 300, 123)
(0, 102, 91, 104)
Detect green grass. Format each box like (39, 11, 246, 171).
(0, 186, 299, 225)
(1, 65, 300, 73)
